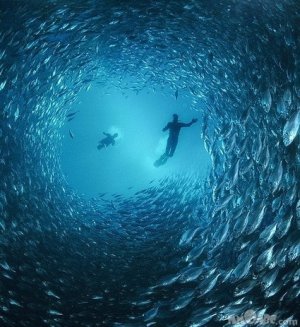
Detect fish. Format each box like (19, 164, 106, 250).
(274, 247, 287, 268)
(260, 268, 279, 291)
(46, 290, 60, 299)
(213, 194, 234, 214)
(233, 211, 249, 236)
(48, 310, 63, 316)
(144, 306, 159, 322)
(226, 159, 240, 189)
(261, 89, 272, 112)
(179, 266, 203, 283)
(69, 129, 74, 139)
(201, 273, 220, 295)
(230, 256, 252, 282)
(213, 220, 230, 246)
(66, 111, 78, 118)
(234, 279, 257, 297)
(179, 227, 201, 246)
(170, 290, 195, 311)
(188, 312, 216, 327)
(67, 116, 76, 122)
(259, 222, 277, 243)
(275, 215, 292, 239)
(156, 273, 180, 287)
(264, 279, 282, 298)
(288, 242, 300, 262)
(247, 204, 266, 235)
(256, 245, 275, 272)
(185, 244, 205, 262)
(2, 1, 300, 326)
(283, 110, 300, 146)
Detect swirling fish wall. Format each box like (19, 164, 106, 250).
(1, 1, 300, 326)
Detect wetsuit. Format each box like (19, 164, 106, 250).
(163, 121, 194, 157)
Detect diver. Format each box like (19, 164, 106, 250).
(97, 132, 118, 150)
(154, 114, 198, 167)
(163, 114, 198, 157)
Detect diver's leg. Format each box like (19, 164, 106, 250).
(165, 138, 172, 156)
(169, 138, 178, 157)
(103, 140, 110, 148)
(97, 141, 105, 150)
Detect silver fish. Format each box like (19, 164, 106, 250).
(283, 110, 300, 146)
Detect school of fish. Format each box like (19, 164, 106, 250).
(0, 0, 300, 326)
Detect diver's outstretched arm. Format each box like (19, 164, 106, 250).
(181, 118, 198, 127)
(103, 132, 110, 136)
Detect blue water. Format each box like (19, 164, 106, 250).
(61, 86, 210, 197)
(1, 1, 300, 326)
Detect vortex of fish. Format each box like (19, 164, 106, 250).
(0, 1, 300, 326)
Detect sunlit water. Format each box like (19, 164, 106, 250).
(61, 86, 211, 197)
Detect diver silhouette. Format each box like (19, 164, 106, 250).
(97, 132, 118, 150)
(154, 114, 198, 167)
(163, 114, 198, 157)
